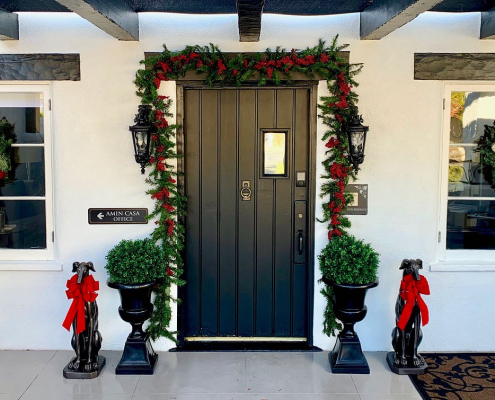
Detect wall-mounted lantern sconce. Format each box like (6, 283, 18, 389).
(129, 105, 153, 174)
(347, 115, 369, 172)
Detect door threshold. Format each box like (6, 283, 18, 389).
(185, 337, 307, 342)
(171, 341, 322, 352)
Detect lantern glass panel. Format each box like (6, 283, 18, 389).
(350, 131, 365, 156)
(134, 131, 148, 155)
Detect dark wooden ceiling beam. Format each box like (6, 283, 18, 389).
(481, 8, 495, 39)
(0, 8, 18, 40)
(237, 0, 265, 42)
(52, 0, 138, 41)
(361, 0, 443, 40)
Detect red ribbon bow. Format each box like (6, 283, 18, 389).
(62, 274, 99, 334)
(397, 274, 430, 331)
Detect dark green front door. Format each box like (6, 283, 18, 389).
(184, 87, 311, 341)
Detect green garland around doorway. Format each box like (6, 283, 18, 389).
(134, 36, 362, 342)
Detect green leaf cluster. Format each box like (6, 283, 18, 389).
(320, 284, 342, 337)
(105, 238, 166, 284)
(318, 235, 379, 337)
(319, 235, 379, 284)
(476, 121, 495, 189)
(0, 117, 17, 185)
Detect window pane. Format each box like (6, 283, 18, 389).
(448, 145, 495, 197)
(0, 200, 46, 249)
(264, 132, 286, 176)
(451, 92, 495, 144)
(447, 200, 495, 250)
(0, 147, 45, 197)
(0, 92, 44, 144)
(449, 92, 495, 199)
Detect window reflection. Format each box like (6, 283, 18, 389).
(0, 92, 44, 144)
(447, 200, 495, 250)
(447, 91, 495, 250)
(264, 132, 286, 176)
(0, 200, 46, 249)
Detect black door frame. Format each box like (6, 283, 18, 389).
(175, 81, 319, 349)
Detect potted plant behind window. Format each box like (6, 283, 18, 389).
(0, 117, 18, 186)
(319, 234, 379, 374)
(105, 238, 165, 375)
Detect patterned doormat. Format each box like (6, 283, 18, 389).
(409, 353, 495, 400)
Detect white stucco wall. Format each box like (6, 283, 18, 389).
(0, 11, 494, 351)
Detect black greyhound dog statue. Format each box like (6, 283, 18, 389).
(63, 261, 105, 378)
(389, 259, 430, 373)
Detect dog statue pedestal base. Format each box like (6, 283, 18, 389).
(386, 352, 427, 375)
(63, 355, 106, 379)
(115, 335, 158, 375)
(329, 334, 370, 374)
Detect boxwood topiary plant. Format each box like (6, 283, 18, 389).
(318, 234, 379, 336)
(105, 238, 165, 284)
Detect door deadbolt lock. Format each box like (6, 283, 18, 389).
(240, 180, 252, 201)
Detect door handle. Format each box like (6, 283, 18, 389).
(298, 230, 303, 255)
(294, 201, 306, 264)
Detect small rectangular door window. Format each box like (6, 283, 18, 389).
(263, 131, 287, 176)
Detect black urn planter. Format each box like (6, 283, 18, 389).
(107, 279, 159, 375)
(322, 277, 378, 374)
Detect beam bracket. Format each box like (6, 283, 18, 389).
(0, 9, 19, 40)
(53, 0, 139, 41)
(237, 0, 265, 42)
(361, 0, 443, 40)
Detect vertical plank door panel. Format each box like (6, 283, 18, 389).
(256, 89, 275, 336)
(273, 89, 293, 336)
(219, 90, 238, 336)
(200, 90, 219, 336)
(184, 89, 201, 337)
(292, 88, 310, 337)
(237, 89, 256, 337)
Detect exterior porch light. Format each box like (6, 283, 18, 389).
(347, 115, 369, 172)
(129, 104, 153, 174)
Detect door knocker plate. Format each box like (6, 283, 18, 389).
(240, 181, 252, 201)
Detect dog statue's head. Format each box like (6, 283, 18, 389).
(72, 261, 95, 283)
(400, 259, 422, 281)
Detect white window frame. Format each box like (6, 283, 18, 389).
(0, 83, 55, 263)
(436, 83, 495, 270)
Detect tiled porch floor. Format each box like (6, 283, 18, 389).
(0, 350, 421, 400)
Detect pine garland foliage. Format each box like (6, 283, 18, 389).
(134, 36, 363, 342)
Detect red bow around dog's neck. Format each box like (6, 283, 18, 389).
(62, 274, 99, 334)
(397, 274, 430, 331)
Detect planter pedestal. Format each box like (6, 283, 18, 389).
(108, 279, 159, 375)
(329, 334, 369, 374)
(116, 335, 157, 375)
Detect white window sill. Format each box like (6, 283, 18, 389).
(430, 261, 495, 272)
(0, 260, 63, 271)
